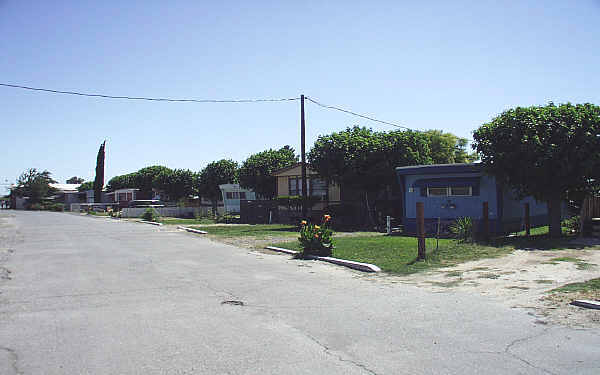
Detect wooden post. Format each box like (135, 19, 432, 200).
(482, 201, 489, 242)
(417, 202, 426, 260)
(300, 94, 308, 219)
(386, 215, 391, 235)
(524, 203, 530, 237)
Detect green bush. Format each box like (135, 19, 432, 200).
(141, 207, 160, 222)
(28, 203, 43, 211)
(449, 217, 473, 242)
(562, 215, 580, 234)
(47, 203, 64, 212)
(298, 214, 334, 257)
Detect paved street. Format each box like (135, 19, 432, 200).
(0, 211, 598, 374)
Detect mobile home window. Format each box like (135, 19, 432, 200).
(427, 187, 448, 197)
(450, 186, 472, 196)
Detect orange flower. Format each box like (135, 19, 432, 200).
(323, 214, 331, 222)
(301, 220, 307, 225)
(314, 233, 319, 238)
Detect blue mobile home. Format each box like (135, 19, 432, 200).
(395, 163, 549, 235)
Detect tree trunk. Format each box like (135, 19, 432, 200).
(547, 196, 563, 238)
(212, 199, 218, 218)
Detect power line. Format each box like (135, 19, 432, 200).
(306, 95, 475, 142)
(305, 96, 412, 131)
(0, 83, 300, 103)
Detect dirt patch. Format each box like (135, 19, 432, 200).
(373, 243, 600, 328)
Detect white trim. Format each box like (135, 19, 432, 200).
(426, 186, 472, 197)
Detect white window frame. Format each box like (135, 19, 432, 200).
(427, 186, 473, 197)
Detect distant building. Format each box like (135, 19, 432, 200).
(219, 184, 256, 214)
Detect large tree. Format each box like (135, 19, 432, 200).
(106, 173, 136, 191)
(77, 181, 94, 192)
(238, 146, 297, 199)
(13, 168, 57, 205)
(308, 126, 433, 224)
(132, 166, 172, 198)
(153, 168, 197, 202)
(198, 159, 238, 212)
(423, 130, 476, 164)
(93, 141, 106, 203)
(473, 102, 600, 237)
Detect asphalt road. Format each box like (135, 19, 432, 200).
(0, 211, 598, 374)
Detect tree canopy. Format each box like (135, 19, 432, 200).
(198, 159, 239, 206)
(12, 168, 57, 204)
(239, 145, 297, 199)
(423, 130, 476, 164)
(66, 176, 84, 184)
(307, 126, 433, 192)
(473, 102, 600, 237)
(153, 168, 197, 202)
(77, 181, 94, 192)
(133, 166, 172, 195)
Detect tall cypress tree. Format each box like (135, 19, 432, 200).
(93, 141, 106, 203)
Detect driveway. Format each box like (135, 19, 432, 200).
(1, 211, 599, 374)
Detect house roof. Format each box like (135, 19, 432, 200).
(50, 183, 81, 193)
(272, 162, 319, 176)
(395, 163, 483, 176)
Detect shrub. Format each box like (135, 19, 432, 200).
(562, 215, 580, 234)
(449, 217, 473, 242)
(298, 214, 334, 257)
(28, 203, 43, 211)
(141, 207, 160, 222)
(47, 203, 64, 212)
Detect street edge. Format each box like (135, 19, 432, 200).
(178, 226, 208, 234)
(265, 246, 381, 273)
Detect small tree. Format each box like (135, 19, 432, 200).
(198, 159, 239, 213)
(153, 168, 196, 203)
(473, 103, 600, 237)
(93, 141, 106, 203)
(239, 146, 297, 199)
(13, 168, 57, 205)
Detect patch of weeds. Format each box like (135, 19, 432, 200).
(478, 273, 500, 279)
(576, 262, 596, 270)
(549, 278, 600, 294)
(506, 285, 530, 290)
(429, 280, 463, 288)
(535, 279, 554, 284)
(445, 270, 463, 278)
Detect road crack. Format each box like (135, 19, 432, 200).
(504, 328, 558, 375)
(0, 346, 22, 375)
(301, 332, 380, 375)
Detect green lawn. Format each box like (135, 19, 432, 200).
(160, 217, 216, 225)
(272, 236, 513, 275)
(189, 224, 300, 239)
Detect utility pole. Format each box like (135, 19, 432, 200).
(300, 94, 308, 219)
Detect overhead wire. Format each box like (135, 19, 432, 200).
(0, 83, 300, 103)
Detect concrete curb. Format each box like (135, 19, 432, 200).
(264, 246, 381, 273)
(265, 246, 299, 255)
(138, 220, 163, 226)
(570, 300, 600, 310)
(177, 226, 208, 234)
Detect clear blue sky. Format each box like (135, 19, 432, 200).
(1, 1, 599, 193)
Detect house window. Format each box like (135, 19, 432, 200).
(427, 187, 448, 197)
(118, 192, 127, 201)
(450, 186, 472, 196)
(289, 177, 302, 196)
(289, 177, 327, 199)
(427, 186, 472, 197)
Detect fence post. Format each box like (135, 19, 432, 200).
(482, 201, 490, 242)
(417, 202, 426, 260)
(524, 203, 530, 237)
(386, 215, 391, 235)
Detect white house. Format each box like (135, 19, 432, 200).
(218, 184, 256, 214)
